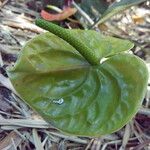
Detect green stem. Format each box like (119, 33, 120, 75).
(35, 19, 99, 65)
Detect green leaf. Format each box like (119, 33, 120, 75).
(96, 0, 147, 24)
(75, 0, 108, 28)
(79, 0, 108, 20)
(7, 31, 148, 137)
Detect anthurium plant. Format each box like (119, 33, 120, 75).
(7, 19, 148, 137)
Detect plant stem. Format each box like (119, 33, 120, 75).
(72, 1, 94, 26)
(35, 19, 99, 65)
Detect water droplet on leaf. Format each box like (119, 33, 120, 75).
(53, 98, 64, 105)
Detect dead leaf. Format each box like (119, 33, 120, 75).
(0, 74, 17, 95)
(0, 87, 13, 112)
(41, 7, 77, 21)
(0, 131, 23, 150)
(32, 129, 44, 150)
(132, 15, 144, 24)
(98, 23, 108, 31)
(1, 52, 17, 63)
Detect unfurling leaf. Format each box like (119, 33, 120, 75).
(8, 28, 148, 137)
